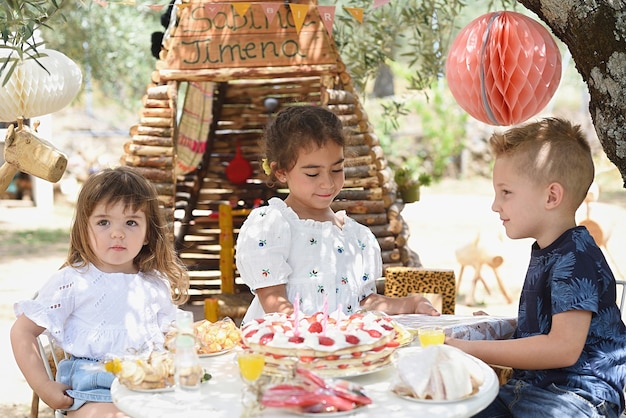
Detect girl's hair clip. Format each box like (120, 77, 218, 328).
(262, 158, 272, 175)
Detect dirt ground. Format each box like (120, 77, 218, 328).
(1, 176, 625, 417)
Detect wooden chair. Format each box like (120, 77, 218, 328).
(384, 267, 456, 314)
(579, 190, 620, 277)
(490, 364, 513, 386)
(30, 333, 67, 418)
(616, 279, 626, 418)
(616, 280, 626, 315)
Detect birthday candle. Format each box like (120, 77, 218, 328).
(322, 293, 328, 336)
(293, 293, 300, 337)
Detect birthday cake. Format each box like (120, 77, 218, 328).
(240, 311, 409, 377)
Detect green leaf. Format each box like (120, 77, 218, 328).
(0, 0, 65, 85)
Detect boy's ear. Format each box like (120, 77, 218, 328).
(545, 182, 564, 208)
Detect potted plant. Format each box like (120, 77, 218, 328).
(394, 166, 431, 203)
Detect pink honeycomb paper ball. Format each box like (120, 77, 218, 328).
(446, 11, 562, 126)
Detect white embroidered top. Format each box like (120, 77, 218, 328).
(236, 198, 381, 324)
(15, 264, 178, 359)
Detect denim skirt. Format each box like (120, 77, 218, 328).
(56, 357, 115, 411)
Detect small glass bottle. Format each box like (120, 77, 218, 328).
(174, 310, 203, 400)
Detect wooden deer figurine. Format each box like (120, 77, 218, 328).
(0, 118, 67, 194)
(456, 233, 513, 306)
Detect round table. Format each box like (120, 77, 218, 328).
(112, 346, 499, 418)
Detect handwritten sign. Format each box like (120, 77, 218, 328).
(165, 2, 336, 70)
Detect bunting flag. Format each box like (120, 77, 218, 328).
(373, 0, 391, 9)
(317, 5, 336, 37)
(289, 3, 310, 34)
(261, 3, 280, 24)
(204, 3, 225, 18)
(92, 1, 387, 34)
(344, 7, 364, 23)
(232, 2, 251, 17)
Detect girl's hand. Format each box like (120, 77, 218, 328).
(39, 381, 73, 411)
(414, 296, 441, 316)
(360, 294, 440, 316)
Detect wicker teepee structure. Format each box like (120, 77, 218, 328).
(120, 0, 422, 307)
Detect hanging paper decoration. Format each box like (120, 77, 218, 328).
(318, 5, 336, 37)
(373, 0, 391, 9)
(261, 3, 280, 25)
(0, 49, 82, 122)
(88, 1, 387, 37)
(204, 3, 225, 18)
(225, 141, 253, 184)
(233, 2, 252, 17)
(445, 11, 562, 126)
(344, 7, 364, 23)
(289, 4, 310, 34)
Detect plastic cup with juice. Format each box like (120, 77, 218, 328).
(237, 351, 265, 382)
(418, 326, 445, 347)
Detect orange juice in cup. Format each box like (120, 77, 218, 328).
(236, 350, 266, 411)
(237, 351, 265, 382)
(418, 326, 445, 347)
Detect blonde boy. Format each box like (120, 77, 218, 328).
(447, 118, 626, 417)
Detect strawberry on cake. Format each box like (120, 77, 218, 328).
(240, 311, 406, 377)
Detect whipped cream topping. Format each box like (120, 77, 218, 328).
(241, 311, 396, 352)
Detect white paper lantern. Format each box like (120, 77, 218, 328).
(0, 49, 82, 122)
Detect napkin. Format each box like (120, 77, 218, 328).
(392, 345, 484, 401)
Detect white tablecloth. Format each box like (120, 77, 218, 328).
(112, 315, 515, 418)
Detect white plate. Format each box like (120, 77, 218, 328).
(127, 385, 175, 393)
(391, 356, 497, 404)
(122, 375, 211, 393)
(264, 358, 392, 379)
(198, 347, 234, 357)
(290, 405, 367, 416)
(339, 363, 391, 379)
(394, 389, 477, 405)
(126, 377, 212, 393)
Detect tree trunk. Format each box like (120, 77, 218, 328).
(519, 0, 626, 188)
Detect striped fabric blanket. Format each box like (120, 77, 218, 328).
(176, 81, 213, 175)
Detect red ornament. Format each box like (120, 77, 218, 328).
(225, 141, 253, 184)
(446, 11, 562, 126)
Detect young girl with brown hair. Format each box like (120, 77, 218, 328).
(236, 105, 439, 324)
(11, 166, 189, 417)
